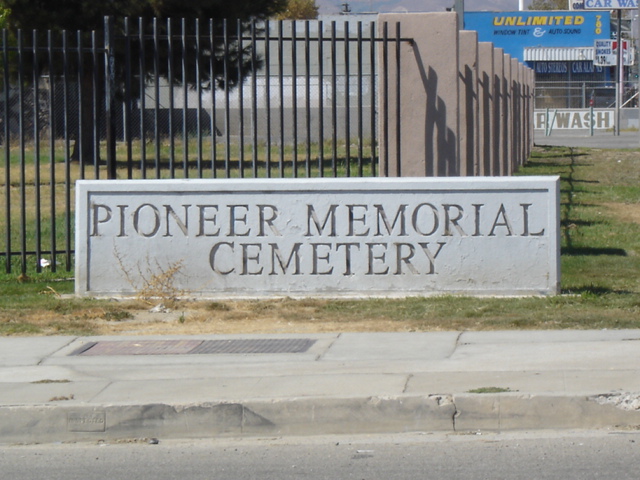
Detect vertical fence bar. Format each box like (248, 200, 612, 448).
(356, 22, 363, 177)
(394, 22, 401, 178)
(181, 18, 189, 177)
(223, 19, 231, 177)
(264, 20, 272, 178)
(291, 21, 298, 177)
(33, 30, 42, 272)
(138, 18, 147, 179)
(76, 31, 85, 180)
(209, 19, 217, 178)
(124, 18, 133, 179)
(167, 18, 175, 178)
(195, 18, 203, 178)
(369, 22, 376, 177)
(382, 22, 389, 177)
(63, 30, 72, 270)
(344, 21, 350, 177)
(91, 30, 100, 179)
(2, 29, 11, 272)
(104, 17, 117, 180)
(318, 21, 324, 177)
(17, 30, 27, 273)
(48, 30, 57, 271)
(278, 20, 284, 177)
(331, 21, 337, 177)
(237, 19, 245, 178)
(153, 18, 161, 177)
(251, 19, 258, 178)
(304, 21, 311, 177)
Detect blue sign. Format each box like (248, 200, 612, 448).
(464, 11, 611, 61)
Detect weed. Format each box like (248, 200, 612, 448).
(31, 379, 71, 384)
(114, 248, 186, 306)
(103, 310, 134, 322)
(467, 387, 514, 394)
(207, 302, 231, 312)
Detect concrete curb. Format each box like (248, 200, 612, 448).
(2, 394, 640, 445)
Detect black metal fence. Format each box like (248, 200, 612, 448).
(535, 80, 638, 109)
(1, 17, 403, 274)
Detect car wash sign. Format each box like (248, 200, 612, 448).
(572, 0, 637, 9)
(534, 109, 614, 130)
(464, 11, 610, 60)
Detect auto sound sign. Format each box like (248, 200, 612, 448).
(464, 11, 611, 60)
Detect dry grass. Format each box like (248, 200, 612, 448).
(2, 145, 640, 336)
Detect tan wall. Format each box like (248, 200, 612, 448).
(459, 31, 479, 176)
(378, 13, 459, 177)
(477, 42, 494, 176)
(378, 13, 534, 178)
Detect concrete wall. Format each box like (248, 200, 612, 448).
(379, 13, 534, 178)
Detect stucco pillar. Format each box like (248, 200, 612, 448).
(477, 42, 494, 176)
(501, 53, 512, 176)
(492, 47, 504, 176)
(526, 67, 536, 159)
(378, 12, 459, 177)
(459, 31, 479, 176)
(511, 57, 521, 174)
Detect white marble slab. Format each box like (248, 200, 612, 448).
(75, 177, 560, 297)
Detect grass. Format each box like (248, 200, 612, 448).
(0, 137, 375, 276)
(1, 144, 639, 336)
(467, 387, 514, 394)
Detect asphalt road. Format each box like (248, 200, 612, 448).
(2, 431, 640, 480)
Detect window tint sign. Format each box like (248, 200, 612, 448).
(464, 11, 611, 60)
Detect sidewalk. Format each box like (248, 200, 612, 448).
(2, 330, 640, 444)
(534, 130, 640, 149)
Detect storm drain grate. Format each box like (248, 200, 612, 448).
(72, 338, 316, 356)
(73, 340, 204, 356)
(190, 338, 316, 354)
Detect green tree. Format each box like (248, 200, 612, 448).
(0, 0, 288, 163)
(275, 0, 319, 20)
(0, 5, 9, 28)
(528, 0, 569, 10)
(0, 0, 287, 32)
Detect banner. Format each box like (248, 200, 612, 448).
(464, 11, 611, 60)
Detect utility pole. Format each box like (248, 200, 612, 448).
(454, 0, 464, 30)
(616, 10, 622, 136)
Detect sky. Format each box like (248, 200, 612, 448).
(317, 0, 536, 15)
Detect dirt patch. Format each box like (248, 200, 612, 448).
(94, 309, 414, 335)
(16, 298, 425, 336)
(604, 202, 640, 225)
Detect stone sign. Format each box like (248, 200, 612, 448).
(75, 177, 560, 297)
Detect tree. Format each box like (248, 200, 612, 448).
(0, 0, 288, 164)
(275, 0, 319, 20)
(528, 0, 569, 10)
(0, 5, 9, 28)
(0, 0, 288, 32)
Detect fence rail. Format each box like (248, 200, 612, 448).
(534, 80, 639, 109)
(1, 17, 404, 274)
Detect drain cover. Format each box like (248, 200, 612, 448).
(190, 338, 316, 354)
(73, 338, 316, 356)
(73, 340, 203, 356)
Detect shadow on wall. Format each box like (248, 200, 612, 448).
(412, 43, 457, 177)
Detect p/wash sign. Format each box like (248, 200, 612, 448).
(75, 177, 560, 298)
